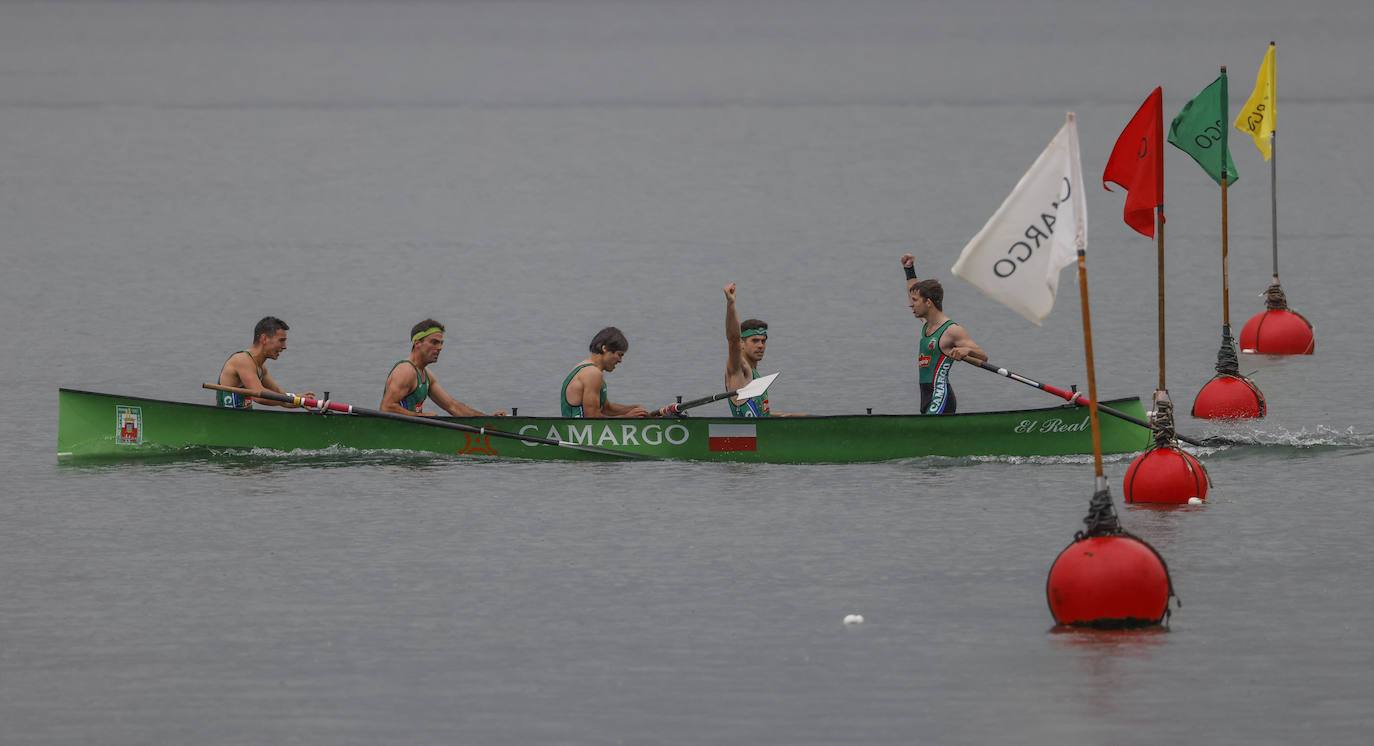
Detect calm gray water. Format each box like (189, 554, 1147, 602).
(3, 1, 1373, 743)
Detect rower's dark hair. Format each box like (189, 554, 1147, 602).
(411, 319, 446, 339)
(590, 326, 629, 354)
(253, 316, 289, 343)
(912, 279, 944, 311)
(740, 318, 768, 335)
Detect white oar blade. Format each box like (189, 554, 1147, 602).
(735, 371, 779, 400)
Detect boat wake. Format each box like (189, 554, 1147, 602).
(888, 425, 1374, 468)
(887, 452, 1142, 468)
(968, 452, 1141, 467)
(213, 444, 506, 466)
(1193, 424, 1374, 451)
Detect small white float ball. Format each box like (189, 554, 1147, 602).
(1188, 497, 1203, 506)
(843, 614, 864, 625)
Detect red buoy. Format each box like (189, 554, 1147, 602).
(1240, 308, 1314, 355)
(1192, 374, 1266, 419)
(1047, 535, 1172, 627)
(1123, 445, 1208, 504)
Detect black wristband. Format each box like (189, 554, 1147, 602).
(903, 265, 917, 280)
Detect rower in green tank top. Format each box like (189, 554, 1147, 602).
(918, 319, 958, 414)
(726, 368, 771, 418)
(560, 363, 606, 417)
(387, 360, 431, 413)
(560, 326, 648, 418)
(900, 255, 986, 415)
(216, 351, 261, 409)
(723, 282, 791, 417)
(214, 316, 311, 409)
(380, 319, 504, 418)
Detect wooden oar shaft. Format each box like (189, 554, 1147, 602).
(201, 383, 659, 460)
(961, 359, 1208, 448)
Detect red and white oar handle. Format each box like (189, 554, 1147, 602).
(965, 357, 1090, 406)
(204, 383, 350, 412)
(648, 402, 683, 418)
(293, 394, 354, 414)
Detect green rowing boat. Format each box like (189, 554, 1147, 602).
(58, 388, 1151, 463)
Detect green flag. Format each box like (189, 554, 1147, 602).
(1168, 72, 1238, 186)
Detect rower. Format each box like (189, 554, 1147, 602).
(901, 255, 985, 414)
(723, 282, 777, 417)
(380, 319, 505, 417)
(215, 316, 313, 408)
(560, 327, 648, 418)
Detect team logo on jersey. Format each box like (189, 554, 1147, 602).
(219, 391, 252, 409)
(116, 405, 143, 444)
(928, 365, 949, 413)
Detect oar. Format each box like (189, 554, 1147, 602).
(202, 383, 660, 460)
(649, 371, 780, 417)
(959, 358, 1217, 448)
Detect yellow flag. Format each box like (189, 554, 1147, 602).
(1234, 42, 1276, 159)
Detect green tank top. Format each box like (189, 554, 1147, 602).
(918, 320, 956, 385)
(727, 368, 771, 418)
(389, 360, 430, 413)
(561, 363, 607, 417)
(215, 350, 261, 409)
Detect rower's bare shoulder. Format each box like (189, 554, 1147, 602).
(218, 359, 241, 386)
(226, 352, 257, 381)
(572, 364, 603, 388)
(386, 363, 415, 385)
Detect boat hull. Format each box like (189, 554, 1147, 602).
(58, 388, 1152, 463)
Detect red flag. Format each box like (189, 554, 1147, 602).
(1103, 87, 1164, 237)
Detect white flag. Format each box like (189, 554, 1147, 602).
(951, 113, 1087, 325)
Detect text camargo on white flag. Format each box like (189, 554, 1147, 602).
(951, 113, 1087, 325)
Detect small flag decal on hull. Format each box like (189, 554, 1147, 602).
(708, 423, 757, 452)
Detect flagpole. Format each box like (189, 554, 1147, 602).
(1217, 65, 1239, 369)
(1269, 42, 1279, 284)
(1269, 129, 1278, 283)
(1068, 112, 1105, 481)
(1221, 67, 1232, 333)
(1079, 229, 1106, 482)
(1221, 172, 1235, 354)
(1156, 205, 1166, 393)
